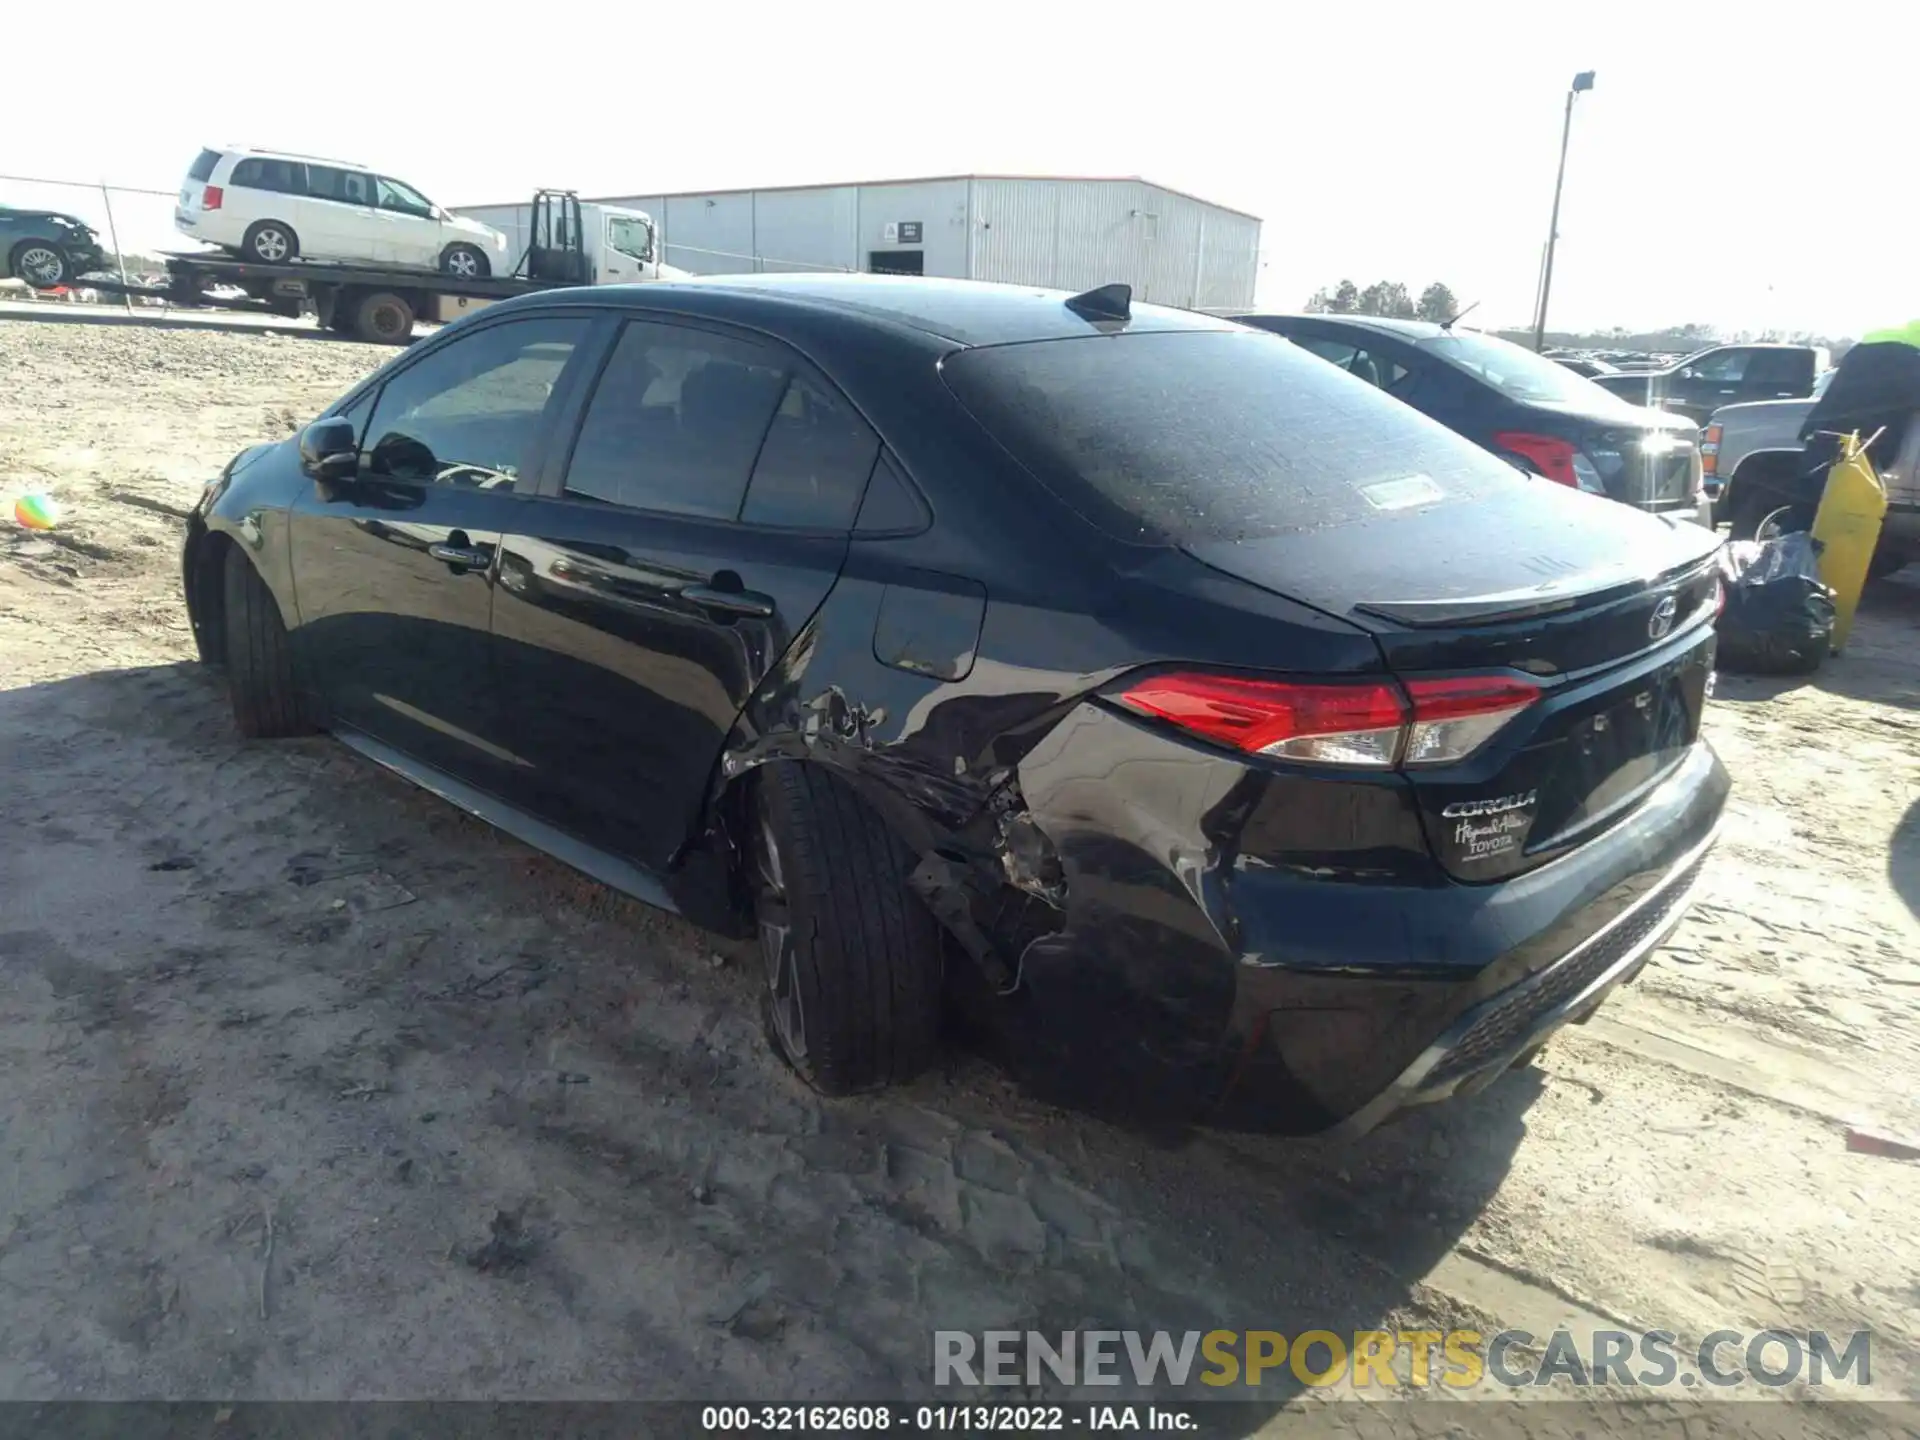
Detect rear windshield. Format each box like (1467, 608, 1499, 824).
(188, 149, 222, 183)
(1416, 330, 1622, 407)
(940, 330, 1521, 545)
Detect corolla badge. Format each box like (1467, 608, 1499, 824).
(1442, 791, 1536, 819)
(1648, 594, 1678, 640)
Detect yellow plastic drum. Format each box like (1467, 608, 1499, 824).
(1811, 432, 1889, 652)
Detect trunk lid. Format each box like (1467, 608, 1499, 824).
(1184, 484, 1721, 881)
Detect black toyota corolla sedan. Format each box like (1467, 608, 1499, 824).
(182, 276, 1728, 1136)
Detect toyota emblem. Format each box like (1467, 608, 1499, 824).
(1648, 594, 1678, 639)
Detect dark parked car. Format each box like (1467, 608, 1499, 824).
(0, 204, 106, 288)
(1591, 343, 1828, 424)
(1231, 313, 1714, 528)
(182, 277, 1728, 1136)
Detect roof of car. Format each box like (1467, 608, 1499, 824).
(1225, 311, 1451, 340)
(218, 146, 372, 170)
(525, 274, 1244, 347)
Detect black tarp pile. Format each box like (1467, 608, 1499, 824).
(1715, 531, 1837, 675)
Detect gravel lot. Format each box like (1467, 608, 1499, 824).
(2, 313, 1918, 1428)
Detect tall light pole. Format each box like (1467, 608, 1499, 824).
(1533, 69, 1595, 352)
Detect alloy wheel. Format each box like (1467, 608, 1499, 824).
(446, 248, 479, 277)
(18, 247, 63, 286)
(253, 229, 290, 262)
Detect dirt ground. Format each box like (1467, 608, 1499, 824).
(2, 312, 1917, 1427)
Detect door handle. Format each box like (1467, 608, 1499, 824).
(682, 583, 775, 618)
(429, 542, 493, 568)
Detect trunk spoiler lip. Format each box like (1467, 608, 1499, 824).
(1352, 552, 1717, 630)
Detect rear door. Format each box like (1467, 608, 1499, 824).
(288, 312, 595, 793)
(228, 157, 309, 246)
(303, 165, 380, 261)
(489, 315, 877, 867)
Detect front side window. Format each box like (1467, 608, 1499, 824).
(562, 321, 791, 517)
(376, 177, 434, 218)
(360, 316, 589, 486)
(607, 216, 654, 262)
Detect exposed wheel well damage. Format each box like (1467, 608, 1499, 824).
(700, 715, 1071, 998)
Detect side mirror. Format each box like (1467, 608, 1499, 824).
(299, 417, 359, 482)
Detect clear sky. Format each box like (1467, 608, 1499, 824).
(6, 0, 1911, 337)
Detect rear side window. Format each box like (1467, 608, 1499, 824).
(942, 330, 1521, 545)
(562, 321, 790, 518)
(231, 158, 304, 194)
(1293, 338, 1409, 392)
(188, 149, 221, 183)
(1744, 350, 1806, 388)
(740, 374, 879, 529)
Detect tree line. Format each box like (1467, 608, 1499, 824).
(1301, 289, 1856, 356)
(1305, 279, 1461, 323)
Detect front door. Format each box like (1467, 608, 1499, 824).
(490, 316, 879, 868)
(372, 175, 442, 267)
(1671, 348, 1751, 416)
(288, 312, 595, 792)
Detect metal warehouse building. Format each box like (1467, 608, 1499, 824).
(460, 174, 1260, 310)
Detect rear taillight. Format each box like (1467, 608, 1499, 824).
(1400, 675, 1543, 766)
(1114, 671, 1540, 769)
(1701, 422, 1721, 477)
(1494, 432, 1607, 495)
(203, 185, 223, 210)
(1713, 577, 1727, 619)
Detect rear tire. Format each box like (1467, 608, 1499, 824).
(221, 546, 311, 739)
(750, 764, 942, 1094)
(440, 243, 491, 278)
(241, 221, 299, 264)
(9, 239, 69, 289)
(352, 290, 415, 344)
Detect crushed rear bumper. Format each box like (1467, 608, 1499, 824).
(1331, 824, 1715, 1137)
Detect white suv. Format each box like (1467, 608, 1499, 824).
(175, 147, 511, 277)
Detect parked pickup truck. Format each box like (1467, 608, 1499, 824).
(1700, 373, 1831, 523)
(1594, 343, 1829, 425)
(1706, 354, 1919, 580)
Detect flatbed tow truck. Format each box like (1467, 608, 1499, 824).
(84, 190, 607, 344)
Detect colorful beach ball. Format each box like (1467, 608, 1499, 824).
(13, 494, 59, 531)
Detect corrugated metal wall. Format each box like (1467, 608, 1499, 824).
(966, 179, 1258, 307)
(457, 177, 1259, 303)
(748, 186, 859, 273)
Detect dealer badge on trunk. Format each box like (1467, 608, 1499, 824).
(1441, 790, 1538, 865)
